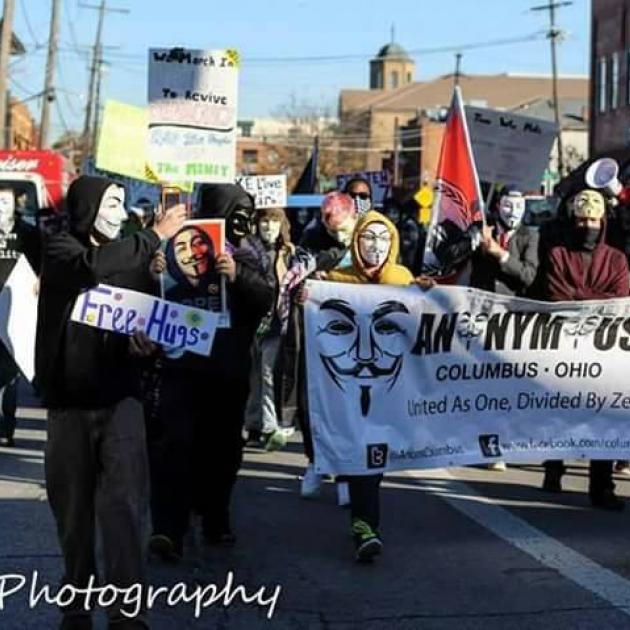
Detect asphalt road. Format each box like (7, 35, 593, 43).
(1, 400, 630, 629)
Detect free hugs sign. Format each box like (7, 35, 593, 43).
(71, 284, 220, 356)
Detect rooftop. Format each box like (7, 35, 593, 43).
(375, 42, 411, 60)
(340, 73, 589, 115)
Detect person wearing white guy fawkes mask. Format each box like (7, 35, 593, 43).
(470, 189, 540, 472)
(35, 175, 186, 629)
(471, 190, 539, 296)
(244, 207, 296, 451)
(319, 210, 418, 562)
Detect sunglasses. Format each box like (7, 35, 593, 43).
(349, 192, 370, 200)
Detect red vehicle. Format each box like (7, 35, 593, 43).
(0, 150, 72, 213)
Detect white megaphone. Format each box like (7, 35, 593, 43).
(585, 158, 624, 196)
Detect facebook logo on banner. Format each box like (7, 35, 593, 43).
(478, 435, 502, 458)
(366, 444, 389, 469)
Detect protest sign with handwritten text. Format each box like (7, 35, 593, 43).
(235, 175, 287, 209)
(71, 285, 220, 356)
(465, 105, 557, 191)
(148, 48, 239, 183)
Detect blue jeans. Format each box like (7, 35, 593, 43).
(244, 334, 282, 434)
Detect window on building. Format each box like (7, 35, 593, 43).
(390, 71, 399, 89)
(612, 52, 620, 110)
(598, 56, 608, 114)
(406, 72, 412, 83)
(243, 149, 258, 165)
(373, 66, 383, 89)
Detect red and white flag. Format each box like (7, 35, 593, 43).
(422, 86, 484, 282)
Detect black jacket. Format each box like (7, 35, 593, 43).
(35, 176, 160, 409)
(162, 184, 274, 382)
(470, 223, 539, 297)
(299, 221, 348, 270)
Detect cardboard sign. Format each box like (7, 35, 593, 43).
(96, 100, 151, 182)
(160, 219, 228, 325)
(0, 256, 38, 381)
(235, 175, 287, 209)
(336, 171, 391, 206)
(71, 285, 220, 356)
(147, 48, 239, 183)
(465, 105, 558, 192)
(95, 101, 194, 192)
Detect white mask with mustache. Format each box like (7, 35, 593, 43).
(93, 184, 127, 241)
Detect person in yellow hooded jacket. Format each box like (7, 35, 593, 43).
(321, 210, 417, 562)
(327, 210, 414, 285)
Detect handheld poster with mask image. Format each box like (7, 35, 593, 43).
(159, 218, 229, 329)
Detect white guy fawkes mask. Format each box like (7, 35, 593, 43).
(498, 192, 526, 230)
(258, 218, 282, 245)
(0, 190, 15, 235)
(358, 221, 391, 268)
(93, 184, 127, 241)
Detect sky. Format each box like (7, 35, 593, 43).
(10, 0, 591, 141)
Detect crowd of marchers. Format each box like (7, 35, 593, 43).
(0, 173, 627, 629)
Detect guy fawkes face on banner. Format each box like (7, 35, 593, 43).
(316, 298, 412, 415)
(0, 190, 15, 235)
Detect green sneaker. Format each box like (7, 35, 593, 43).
(264, 429, 288, 452)
(351, 518, 383, 563)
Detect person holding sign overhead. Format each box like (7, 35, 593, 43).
(36, 175, 186, 629)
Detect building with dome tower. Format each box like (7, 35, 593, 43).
(339, 38, 588, 192)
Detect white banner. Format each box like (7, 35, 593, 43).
(305, 281, 630, 475)
(147, 48, 239, 183)
(0, 256, 38, 381)
(71, 284, 220, 356)
(465, 105, 557, 192)
(235, 174, 287, 209)
(336, 171, 391, 206)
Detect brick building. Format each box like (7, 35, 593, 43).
(8, 98, 37, 149)
(590, 0, 630, 155)
(340, 41, 588, 190)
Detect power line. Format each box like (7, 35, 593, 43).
(54, 95, 70, 133)
(63, 0, 88, 58)
(55, 57, 80, 117)
(41, 31, 547, 67)
(18, 0, 42, 47)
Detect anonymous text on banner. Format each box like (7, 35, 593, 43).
(305, 281, 630, 475)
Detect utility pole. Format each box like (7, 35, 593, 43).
(91, 59, 105, 150)
(40, 0, 61, 149)
(80, 0, 129, 159)
(531, 1, 572, 177)
(0, 0, 16, 149)
(454, 52, 463, 87)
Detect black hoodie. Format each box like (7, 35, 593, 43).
(35, 175, 161, 409)
(164, 183, 273, 380)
